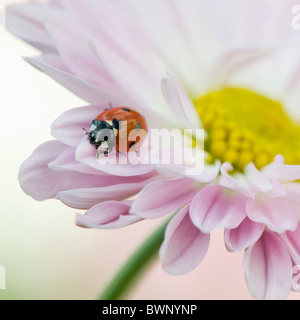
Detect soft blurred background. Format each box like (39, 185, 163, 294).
(0, 0, 299, 300)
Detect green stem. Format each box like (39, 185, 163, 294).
(99, 218, 171, 300)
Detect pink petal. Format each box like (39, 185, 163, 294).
(49, 0, 64, 8)
(183, 157, 220, 183)
(281, 224, 300, 265)
(161, 75, 201, 129)
(219, 163, 255, 198)
(51, 105, 107, 146)
(81, 0, 169, 114)
(246, 195, 298, 233)
(262, 158, 300, 182)
(190, 185, 247, 233)
(76, 137, 155, 177)
(18, 141, 109, 201)
(44, 15, 114, 87)
(49, 146, 152, 184)
(244, 162, 286, 197)
(220, 162, 286, 199)
(83, 0, 163, 73)
(47, 145, 106, 175)
(19, 141, 65, 200)
(57, 175, 155, 210)
(6, 3, 57, 53)
(244, 163, 286, 199)
(163, 159, 220, 183)
(87, 36, 165, 113)
(149, 146, 220, 183)
(62, 0, 103, 33)
(76, 201, 141, 229)
(205, 48, 272, 91)
(125, 0, 202, 95)
(159, 205, 210, 275)
(243, 231, 292, 300)
(224, 218, 264, 252)
(130, 178, 199, 219)
(284, 183, 300, 218)
(24, 56, 131, 106)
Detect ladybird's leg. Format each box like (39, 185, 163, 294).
(82, 128, 89, 135)
(96, 148, 101, 160)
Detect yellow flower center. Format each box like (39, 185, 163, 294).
(194, 87, 300, 171)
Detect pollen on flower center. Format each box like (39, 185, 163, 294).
(194, 87, 300, 170)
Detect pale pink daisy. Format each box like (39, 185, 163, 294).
(7, 0, 300, 299)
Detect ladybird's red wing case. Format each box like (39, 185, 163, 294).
(95, 107, 147, 153)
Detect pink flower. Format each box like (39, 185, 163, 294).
(7, 0, 300, 299)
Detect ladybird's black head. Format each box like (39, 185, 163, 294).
(87, 119, 115, 152)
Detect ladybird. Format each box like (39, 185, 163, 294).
(86, 107, 147, 154)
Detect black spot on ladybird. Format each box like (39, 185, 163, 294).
(122, 108, 131, 112)
(129, 141, 136, 149)
(112, 118, 120, 130)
